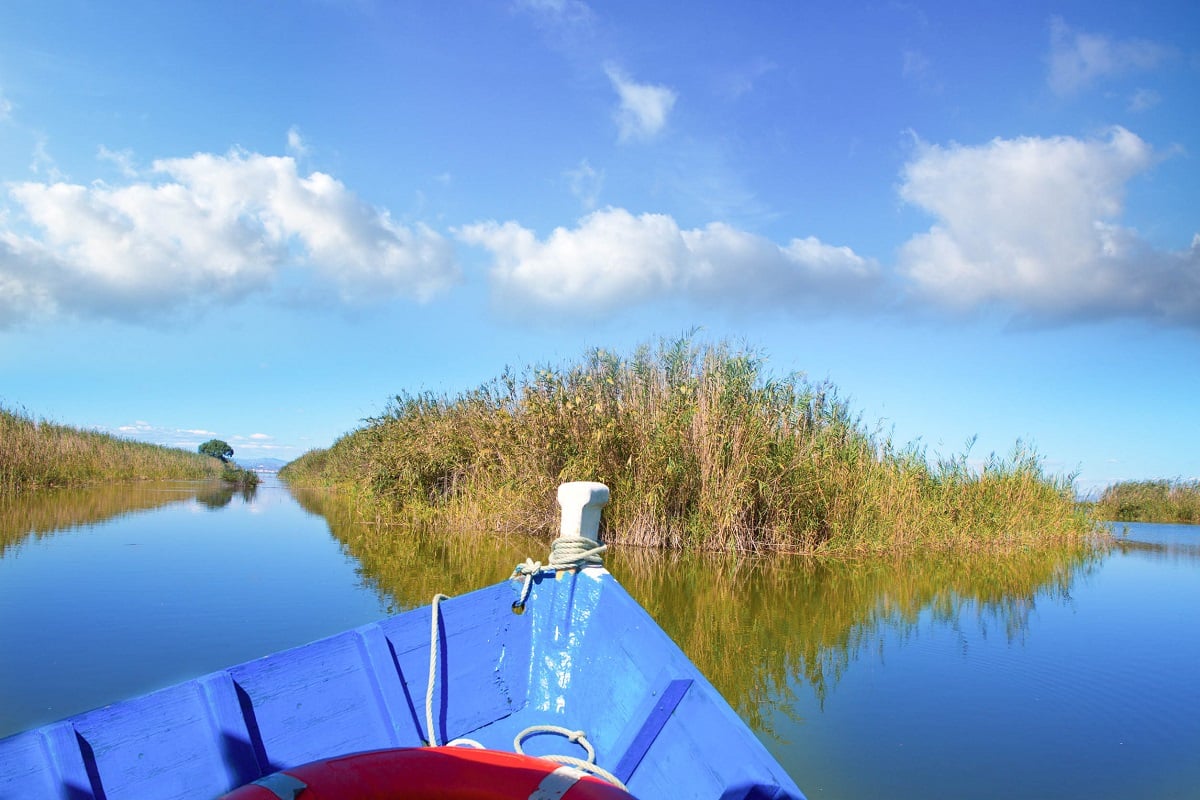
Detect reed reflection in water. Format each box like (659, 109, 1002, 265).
(298, 486, 1099, 737)
(0, 480, 255, 556)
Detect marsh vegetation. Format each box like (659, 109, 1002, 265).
(1092, 479, 1200, 524)
(0, 406, 259, 492)
(283, 336, 1100, 555)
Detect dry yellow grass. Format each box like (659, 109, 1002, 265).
(283, 336, 1102, 555)
(1, 406, 225, 492)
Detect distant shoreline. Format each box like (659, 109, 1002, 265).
(1, 407, 258, 493)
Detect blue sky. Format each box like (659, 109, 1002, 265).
(1, 0, 1197, 493)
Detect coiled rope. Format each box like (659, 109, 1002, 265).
(511, 535, 607, 611)
(514, 725, 627, 790)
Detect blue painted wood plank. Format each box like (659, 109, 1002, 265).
(227, 632, 395, 769)
(0, 729, 71, 800)
(612, 678, 693, 783)
(69, 680, 249, 800)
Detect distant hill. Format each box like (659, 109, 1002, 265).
(236, 457, 288, 473)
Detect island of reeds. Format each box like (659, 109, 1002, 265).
(0, 406, 259, 492)
(282, 336, 1101, 555)
(1092, 479, 1200, 524)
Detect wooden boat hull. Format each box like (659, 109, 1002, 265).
(0, 567, 804, 799)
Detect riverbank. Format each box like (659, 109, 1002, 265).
(0, 407, 258, 492)
(1092, 479, 1200, 523)
(282, 336, 1102, 556)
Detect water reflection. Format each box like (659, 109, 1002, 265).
(196, 482, 258, 510)
(1110, 521, 1200, 559)
(609, 546, 1101, 733)
(295, 487, 1102, 736)
(289, 486, 548, 614)
(0, 481, 229, 555)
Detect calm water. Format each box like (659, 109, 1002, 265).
(2, 481, 1198, 799)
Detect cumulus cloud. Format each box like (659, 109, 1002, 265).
(0, 147, 459, 328)
(458, 207, 878, 317)
(898, 127, 1200, 326)
(605, 65, 677, 142)
(1047, 17, 1173, 95)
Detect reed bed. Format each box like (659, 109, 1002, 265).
(283, 336, 1100, 555)
(1092, 479, 1200, 523)
(0, 406, 236, 492)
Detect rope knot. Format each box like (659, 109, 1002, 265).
(512, 536, 606, 612)
(512, 557, 543, 578)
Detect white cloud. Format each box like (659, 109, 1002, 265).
(898, 127, 1200, 326)
(718, 57, 777, 100)
(1127, 88, 1161, 113)
(0, 90, 11, 122)
(605, 65, 677, 142)
(1047, 17, 1174, 95)
(112, 421, 215, 450)
(29, 137, 65, 182)
(515, 0, 594, 26)
(110, 422, 297, 456)
(286, 126, 309, 158)
(97, 145, 138, 178)
(565, 158, 603, 209)
(902, 49, 942, 93)
(0, 146, 460, 327)
(458, 207, 878, 317)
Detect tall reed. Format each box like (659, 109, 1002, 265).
(283, 336, 1100, 554)
(1092, 479, 1200, 523)
(0, 406, 226, 492)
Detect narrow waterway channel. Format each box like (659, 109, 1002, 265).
(1, 479, 1197, 798)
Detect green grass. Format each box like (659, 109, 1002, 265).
(283, 335, 1101, 555)
(1092, 479, 1200, 523)
(0, 406, 255, 492)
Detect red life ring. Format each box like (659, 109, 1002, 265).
(221, 746, 636, 800)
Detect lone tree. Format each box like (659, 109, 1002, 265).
(198, 439, 234, 463)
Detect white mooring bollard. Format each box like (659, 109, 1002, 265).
(557, 481, 610, 545)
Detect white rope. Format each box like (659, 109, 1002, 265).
(511, 536, 607, 611)
(445, 737, 485, 749)
(547, 536, 607, 569)
(514, 725, 628, 791)
(512, 558, 544, 610)
(425, 593, 450, 746)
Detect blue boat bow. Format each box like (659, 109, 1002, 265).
(0, 482, 805, 799)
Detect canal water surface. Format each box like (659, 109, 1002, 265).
(1, 479, 1197, 799)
